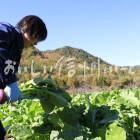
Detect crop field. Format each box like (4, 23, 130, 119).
(0, 78, 140, 140)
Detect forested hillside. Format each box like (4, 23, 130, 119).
(18, 46, 140, 91)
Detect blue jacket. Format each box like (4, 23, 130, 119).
(0, 22, 24, 88)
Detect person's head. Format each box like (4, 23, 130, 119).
(16, 15, 47, 47)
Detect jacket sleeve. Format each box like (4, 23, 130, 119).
(0, 29, 10, 88)
(0, 58, 5, 88)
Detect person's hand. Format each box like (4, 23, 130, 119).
(0, 89, 7, 104)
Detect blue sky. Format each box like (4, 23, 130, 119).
(1, 0, 140, 66)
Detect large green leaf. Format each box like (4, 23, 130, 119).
(106, 122, 126, 140)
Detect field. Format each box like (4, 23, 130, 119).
(0, 78, 140, 140)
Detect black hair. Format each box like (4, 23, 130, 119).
(17, 15, 47, 41)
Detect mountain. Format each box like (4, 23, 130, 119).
(19, 46, 139, 90)
(20, 46, 112, 68)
